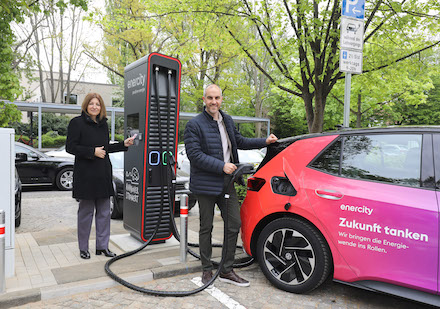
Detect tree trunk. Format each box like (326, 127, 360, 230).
(310, 90, 325, 133)
(303, 91, 315, 132)
(31, 13, 46, 102)
(195, 50, 210, 112)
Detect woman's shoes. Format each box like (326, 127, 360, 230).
(96, 249, 116, 257)
(80, 249, 116, 259)
(80, 250, 90, 259)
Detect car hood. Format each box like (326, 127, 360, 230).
(40, 157, 74, 163)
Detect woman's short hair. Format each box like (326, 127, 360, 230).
(81, 93, 107, 120)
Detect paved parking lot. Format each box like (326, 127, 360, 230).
(12, 188, 434, 309)
(17, 188, 126, 235)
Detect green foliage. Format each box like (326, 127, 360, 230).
(235, 175, 250, 204)
(90, 0, 440, 133)
(267, 93, 308, 138)
(15, 131, 67, 148)
(0, 103, 21, 127)
(38, 114, 71, 136)
(11, 113, 71, 138)
(114, 133, 124, 142)
(0, 0, 28, 100)
(39, 131, 67, 148)
(389, 74, 440, 125)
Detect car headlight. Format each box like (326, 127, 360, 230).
(184, 181, 189, 190)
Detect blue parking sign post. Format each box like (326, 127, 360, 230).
(340, 0, 365, 128)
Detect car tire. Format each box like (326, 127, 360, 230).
(110, 195, 123, 219)
(55, 168, 73, 191)
(15, 213, 21, 228)
(188, 195, 197, 210)
(256, 217, 331, 294)
(15, 193, 21, 228)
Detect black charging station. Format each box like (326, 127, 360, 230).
(123, 53, 181, 243)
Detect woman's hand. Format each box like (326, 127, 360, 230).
(124, 134, 137, 147)
(94, 146, 106, 158)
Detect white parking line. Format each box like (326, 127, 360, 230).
(191, 277, 246, 309)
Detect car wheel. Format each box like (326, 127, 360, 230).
(15, 212, 21, 228)
(56, 168, 73, 191)
(188, 196, 197, 210)
(15, 192, 22, 228)
(256, 217, 331, 294)
(110, 195, 122, 219)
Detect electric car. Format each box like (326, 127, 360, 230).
(241, 127, 440, 306)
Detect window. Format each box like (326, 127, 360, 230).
(112, 97, 122, 107)
(15, 145, 38, 159)
(309, 139, 341, 175)
(310, 134, 423, 188)
(64, 94, 78, 104)
(342, 134, 422, 187)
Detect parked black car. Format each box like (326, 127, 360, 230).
(109, 152, 196, 219)
(14, 142, 74, 190)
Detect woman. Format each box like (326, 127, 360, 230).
(66, 93, 135, 259)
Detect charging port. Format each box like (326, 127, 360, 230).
(271, 176, 297, 196)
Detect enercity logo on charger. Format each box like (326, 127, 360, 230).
(127, 73, 146, 89)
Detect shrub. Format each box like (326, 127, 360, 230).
(41, 131, 66, 148)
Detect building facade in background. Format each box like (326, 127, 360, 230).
(20, 71, 121, 107)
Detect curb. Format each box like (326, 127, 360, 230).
(0, 288, 41, 309)
(0, 260, 202, 308)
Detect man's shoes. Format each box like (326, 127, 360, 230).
(219, 270, 250, 287)
(96, 249, 116, 257)
(80, 250, 90, 259)
(201, 270, 213, 285)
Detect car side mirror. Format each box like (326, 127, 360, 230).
(15, 152, 28, 162)
(29, 153, 39, 160)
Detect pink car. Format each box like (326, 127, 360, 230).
(241, 127, 439, 306)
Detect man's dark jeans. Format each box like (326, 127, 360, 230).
(196, 176, 240, 274)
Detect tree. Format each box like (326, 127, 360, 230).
(194, 0, 440, 132)
(13, 0, 90, 103)
(0, 0, 30, 101)
(330, 48, 438, 128)
(90, 0, 245, 113)
(0, 103, 21, 127)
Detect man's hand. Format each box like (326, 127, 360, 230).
(266, 133, 278, 145)
(223, 162, 237, 174)
(94, 146, 106, 158)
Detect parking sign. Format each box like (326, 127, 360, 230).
(342, 0, 365, 19)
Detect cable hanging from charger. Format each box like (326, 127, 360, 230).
(105, 65, 253, 296)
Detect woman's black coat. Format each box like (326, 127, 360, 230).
(66, 112, 127, 200)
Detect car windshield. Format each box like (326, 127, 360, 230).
(238, 150, 264, 163)
(15, 143, 47, 158)
(109, 152, 124, 169)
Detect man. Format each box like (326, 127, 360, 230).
(184, 84, 278, 287)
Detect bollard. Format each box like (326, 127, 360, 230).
(0, 210, 5, 293)
(179, 194, 189, 263)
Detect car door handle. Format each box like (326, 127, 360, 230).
(315, 189, 343, 200)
